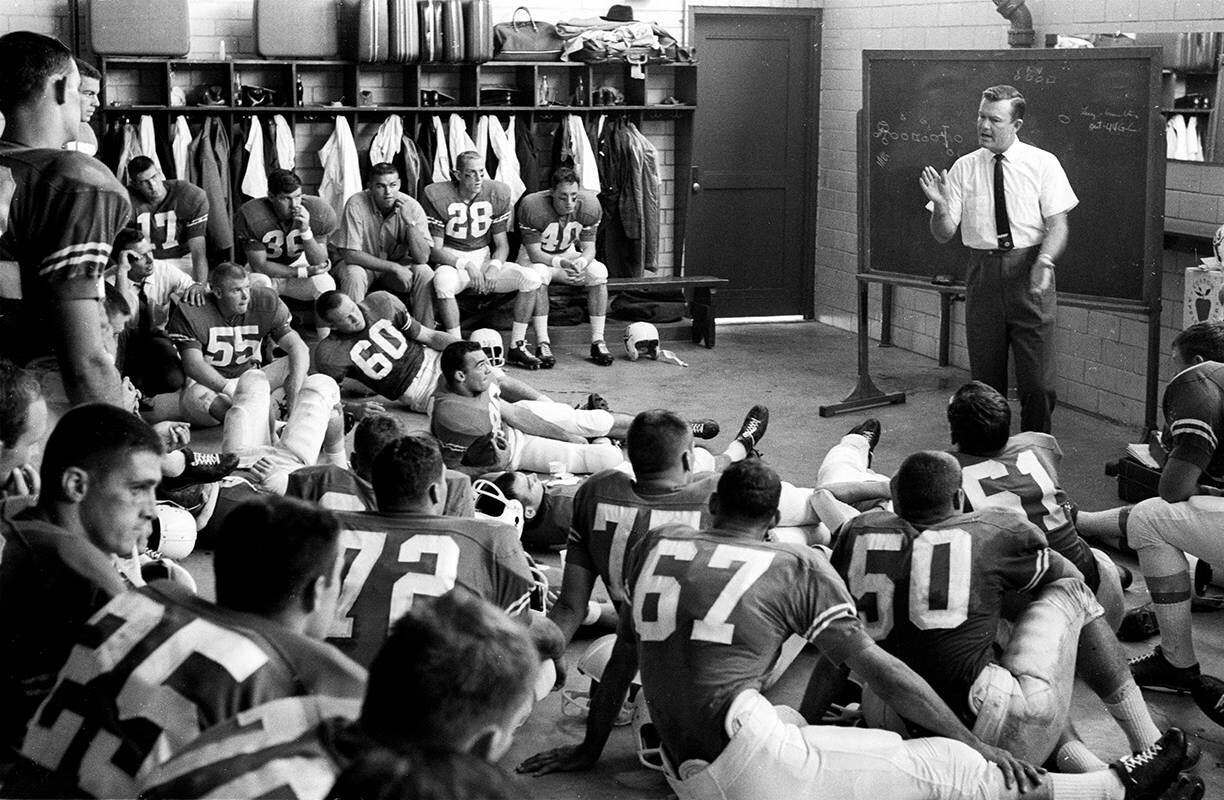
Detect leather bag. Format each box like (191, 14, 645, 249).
(493, 7, 563, 61)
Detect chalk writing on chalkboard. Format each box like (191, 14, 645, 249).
(1013, 65, 1056, 84)
(1078, 107, 1140, 136)
(871, 119, 965, 156)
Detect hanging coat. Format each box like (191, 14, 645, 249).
(485, 115, 525, 208)
(319, 116, 363, 221)
(369, 115, 404, 166)
(271, 115, 296, 170)
(430, 116, 451, 182)
(562, 114, 600, 193)
(171, 117, 192, 181)
(446, 114, 477, 169)
(137, 116, 165, 176)
(241, 116, 268, 199)
(187, 116, 233, 255)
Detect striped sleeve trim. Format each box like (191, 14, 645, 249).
(1018, 548, 1050, 594)
(492, 209, 510, 224)
(1171, 418, 1218, 451)
(186, 213, 209, 227)
(803, 601, 858, 641)
(39, 241, 112, 279)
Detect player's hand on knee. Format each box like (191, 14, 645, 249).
(249, 457, 276, 484)
(975, 742, 1045, 794)
(516, 743, 600, 777)
(306, 261, 330, 277)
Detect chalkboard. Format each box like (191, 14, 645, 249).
(862, 49, 1165, 308)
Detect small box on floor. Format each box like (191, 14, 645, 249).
(1105, 456, 1161, 503)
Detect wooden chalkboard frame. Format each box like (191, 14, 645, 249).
(860, 48, 1165, 313)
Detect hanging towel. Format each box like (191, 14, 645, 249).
(171, 116, 192, 181)
(485, 115, 525, 207)
(431, 116, 451, 182)
(138, 115, 164, 176)
(446, 114, 477, 169)
(241, 116, 269, 199)
(115, 122, 142, 183)
(370, 115, 404, 166)
(319, 116, 363, 221)
(271, 114, 296, 170)
(564, 114, 600, 193)
(399, 136, 423, 199)
(1187, 115, 1204, 161)
(472, 116, 489, 162)
(1171, 114, 1190, 160)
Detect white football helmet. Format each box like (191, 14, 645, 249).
(632, 692, 667, 773)
(139, 552, 199, 594)
(623, 321, 660, 361)
(472, 478, 524, 535)
(560, 633, 642, 725)
(470, 328, 505, 367)
(150, 503, 198, 560)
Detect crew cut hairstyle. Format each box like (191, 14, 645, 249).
(74, 58, 101, 81)
(715, 459, 781, 521)
(626, 409, 691, 475)
(0, 359, 42, 449)
(947, 380, 1012, 455)
(0, 31, 74, 113)
(39, 404, 164, 502)
(550, 166, 580, 189)
(982, 84, 1025, 120)
(891, 451, 963, 525)
(267, 168, 303, 196)
(372, 433, 445, 509)
(360, 589, 537, 751)
(127, 155, 157, 178)
(369, 162, 400, 180)
(209, 261, 249, 286)
(315, 289, 349, 321)
(1173, 321, 1224, 364)
(440, 340, 483, 385)
(214, 496, 341, 617)
(353, 413, 408, 470)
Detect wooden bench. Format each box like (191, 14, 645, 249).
(607, 275, 730, 348)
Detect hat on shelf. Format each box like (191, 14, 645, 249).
(601, 4, 635, 22)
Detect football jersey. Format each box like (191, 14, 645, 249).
(627, 525, 874, 765)
(1161, 361, 1224, 481)
(313, 292, 428, 400)
(951, 432, 1099, 590)
(0, 499, 127, 754)
(0, 143, 131, 360)
(18, 581, 366, 799)
(139, 695, 365, 800)
(830, 507, 1077, 720)
(327, 511, 535, 666)
(568, 469, 720, 606)
(421, 179, 511, 252)
(516, 188, 601, 256)
(521, 485, 578, 551)
(429, 384, 502, 462)
(235, 195, 337, 266)
(130, 179, 209, 259)
(287, 465, 475, 519)
(166, 286, 292, 379)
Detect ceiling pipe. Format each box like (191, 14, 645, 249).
(992, 0, 1035, 48)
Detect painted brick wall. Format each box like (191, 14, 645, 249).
(816, 0, 1224, 427)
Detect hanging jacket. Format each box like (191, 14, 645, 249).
(430, 116, 451, 182)
(514, 116, 541, 193)
(319, 116, 363, 221)
(271, 115, 296, 170)
(187, 116, 233, 255)
(562, 114, 600, 193)
(369, 115, 404, 166)
(171, 117, 192, 181)
(115, 122, 142, 183)
(397, 136, 423, 200)
(137, 116, 165, 177)
(446, 114, 476, 169)
(241, 116, 269, 199)
(485, 115, 525, 209)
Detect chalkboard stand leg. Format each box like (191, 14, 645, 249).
(879, 284, 894, 347)
(820, 279, 907, 417)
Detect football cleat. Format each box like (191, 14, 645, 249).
(161, 449, 239, 490)
(1118, 605, 1159, 642)
(689, 419, 720, 440)
(1129, 647, 1200, 694)
(623, 322, 660, 361)
(469, 328, 505, 367)
(582, 393, 611, 412)
(535, 342, 556, 369)
(590, 340, 615, 366)
(1191, 674, 1224, 728)
(734, 405, 770, 451)
(1109, 728, 1187, 800)
(1160, 774, 1205, 800)
(506, 341, 541, 370)
(848, 418, 882, 455)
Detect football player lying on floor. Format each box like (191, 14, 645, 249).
(287, 411, 474, 517)
(616, 459, 1193, 800)
(10, 495, 366, 799)
(139, 590, 548, 800)
(830, 452, 1172, 774)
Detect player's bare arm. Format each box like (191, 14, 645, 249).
(920, 166, 957, 243)
(500, 401, 585, 444)
(179, 346, 232, 394)
(1159, 456, 1203, 503)
(414, 326, 463, 351)
(246, 246, 308, 280)
(186, 235, 209, 285)
(53, 291, 123, 406)
(293, 202, 330, 267)
(275, 328, 310, 412)
(547, 561, 600, 646)
(490, 230, 510, 264)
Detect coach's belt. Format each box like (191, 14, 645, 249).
(970, 245, 1038, 256)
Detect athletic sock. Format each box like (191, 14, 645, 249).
(1056, 740, 1109, 773)
(532, 314, 550, 343)
(1104, 681, 1161, 752)
(323, 443, 349, 470)
(1143, 568, 1196, 667)
(724, 440, 748, 462)
(446, 326, 461, 338)
(590, 314, 606, 343)
(1048, 770, 1124, 800)
(511, 321, 529, 345)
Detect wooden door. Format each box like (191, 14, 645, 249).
(686, 9, 819, 317)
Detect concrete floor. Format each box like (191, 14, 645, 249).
(186, 319, 1224, 799)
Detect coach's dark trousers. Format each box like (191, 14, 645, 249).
(965, 245, 1057, 433)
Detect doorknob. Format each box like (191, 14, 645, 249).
(691, 166, 701, 193)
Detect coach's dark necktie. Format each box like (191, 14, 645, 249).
(136, 281, 152, 335)
(993, 153, 1014, 251)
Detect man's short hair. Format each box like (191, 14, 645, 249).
(372, 433, 444, 509)
(111, 227, 146, 262)
(329, 747, 525, 800)
(626, 410, 691, 475)
(0, 359, 42, 449)
(982, 84, 1025, 120)
(127, 155, 157, 178)
(947, 380, 1011, 455)
(39, 404, 164, 502)
(715, 460, 781, 521)
(550, 167, 579, 189)
(267, 168, 302, 196)
(360, 589, 538, 751)
(315, 289, 348, 321)
(209, 261, 248, 285)
(353, 413, 408, 471)
(0, 31, 74, 114)
(454, 151, 482, 173)
(213, 496, 341, 617)
(369, 162, 399, 181)
(891, 451, 963, 524)
(74, 58, 101, 82)
(440, 340, 482, 386)
(1173, 321, 1224, 363)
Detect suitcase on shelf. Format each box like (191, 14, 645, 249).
(92, 0, 190, 56)
(256, 0, 339, 58)
(420, 0, 443, 63)
(389, 0, 420, 63)
(464, 0, 492, 63)
(441, 0, 465, 63)
(358, 0, 390, 62)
